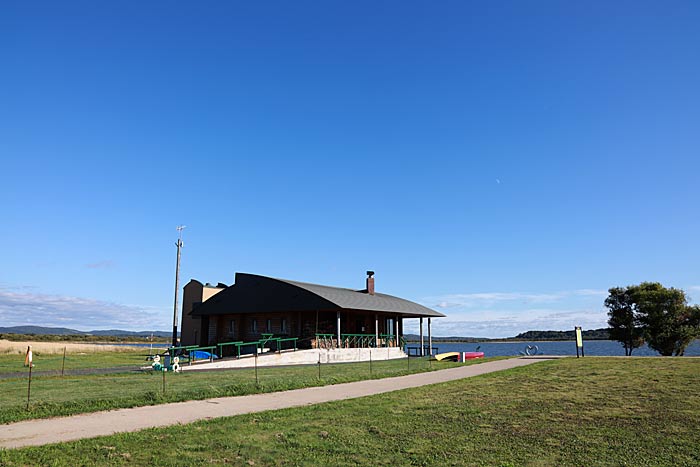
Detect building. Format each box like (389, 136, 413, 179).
(180, 272, 444, 352)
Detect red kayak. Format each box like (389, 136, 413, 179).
(462, 351, 484, 360)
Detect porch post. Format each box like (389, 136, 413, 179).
(428, 317, 432, 356)
(419, 317, 424, 356)
(375, 314, 379, 348)
(336, 311, 341, 348)
(395, 318, 400, 348)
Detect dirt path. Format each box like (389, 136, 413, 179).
(0, 357, 555, 449)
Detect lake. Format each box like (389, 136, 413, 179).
(113, 340, 700, 357)
(407, 339, 700, 357)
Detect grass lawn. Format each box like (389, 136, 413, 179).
(0, 354, 467, 424)
(0, 347, 163, 374)
(1, 357, 698, 466)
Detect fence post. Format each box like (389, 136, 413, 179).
(369, 349, 372, 376)
(26, 364, 33, 410)
(318, 354, 321, 380)
(61, 346, 66, 377)
(254, 347, 259, 387)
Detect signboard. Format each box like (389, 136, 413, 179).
(575, 326, 584, 357)
(575, 327, 583, 348)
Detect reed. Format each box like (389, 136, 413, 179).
(0, 340, 138, 355)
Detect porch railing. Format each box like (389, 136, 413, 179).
(314, 333, 405, 349)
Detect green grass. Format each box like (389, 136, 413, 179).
(0, 348, 161, 374)
(1, 357, 698, 466)
(0, 355, 473, 424)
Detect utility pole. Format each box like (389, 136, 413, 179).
(172, 225, 186, 348)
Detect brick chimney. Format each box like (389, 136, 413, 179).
(366, 271, 375, 295)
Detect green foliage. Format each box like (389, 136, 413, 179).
(634, 283, 700, 356)
(605, 282, 700, 356)
(605, 287, 645, 355)
(513, 329, 610, 341)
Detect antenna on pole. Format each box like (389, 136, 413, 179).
(172, 225, 186, 348)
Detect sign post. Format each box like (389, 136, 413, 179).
(575, 326, 584, 358)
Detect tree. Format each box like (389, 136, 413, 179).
(605, 287, 644, 356)
(606, 282, 700, 357)
(634, 283, 700, 356)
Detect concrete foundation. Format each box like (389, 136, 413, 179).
(182, 347, 407, 371)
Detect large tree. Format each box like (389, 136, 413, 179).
(606, 282, 700, 356)
(634, 283, 700, 356)
(605, 286, 644, 356)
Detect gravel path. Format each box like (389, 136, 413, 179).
(0, 357, 554, 449)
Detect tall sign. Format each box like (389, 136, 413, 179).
(575, 326, 584, 358)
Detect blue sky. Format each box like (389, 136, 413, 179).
(2, 2, 699, 337)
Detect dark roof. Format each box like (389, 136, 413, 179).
(190, 273, 444, 318)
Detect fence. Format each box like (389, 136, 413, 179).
(2, 349, 450, 423)
(169, 337, 299, 363)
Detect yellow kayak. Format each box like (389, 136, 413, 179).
(433, 352, 460, 362)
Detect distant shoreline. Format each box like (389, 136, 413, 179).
(405, 338, 609, 344)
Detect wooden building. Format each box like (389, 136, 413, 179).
(180, 272, 444, 350)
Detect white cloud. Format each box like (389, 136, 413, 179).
(404, 307, 608, 339)
(412, 287, 609, 338)
(0, 287, 169, 331)
(423, 289, 607, 310)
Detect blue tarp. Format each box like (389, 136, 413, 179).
(190, 350, 219, 360)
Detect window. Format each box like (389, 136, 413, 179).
(228, 320, 236, 336)
(251, 320, 257, 333)
(281, 318, 287, 334)
(266, 319, 272, 333)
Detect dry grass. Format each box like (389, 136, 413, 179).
(0, 340, 137, 355)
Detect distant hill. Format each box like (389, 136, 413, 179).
(513, 328, 610, 341)
(404, 334, 486, 343)
(0, 325, 87, 336)
(0, 326, 172, 338)
(405, 328, 611, 342)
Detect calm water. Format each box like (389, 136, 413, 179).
(111, 340, 700, 357)
(407, 339, 700, 357)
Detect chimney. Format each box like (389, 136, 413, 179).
(366, 271, 375, 295)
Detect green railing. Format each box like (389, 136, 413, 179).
(216, 341, 244, 358)
(235, 341, 261, 358)
(168, 336, 299, 363)
(277, 337, 298, 352)
(217, 336, 300, 358)
(168, 345, 218, 365)
(256, 334, 298, 353)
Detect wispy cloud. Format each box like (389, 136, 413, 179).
(425, 289, 607, 309)
(85, 260, 115, 270)
(412, 288, 609, 338)
(0, 287, 168, 331)
(404, 307, 608, 339)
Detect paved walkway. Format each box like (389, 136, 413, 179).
(0, 357, 554, 449)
